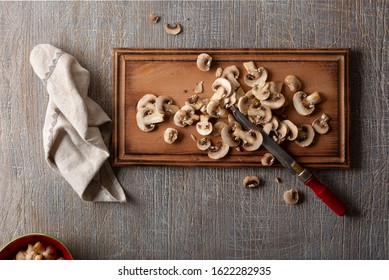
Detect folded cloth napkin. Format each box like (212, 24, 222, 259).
(30, 44, 126, 202)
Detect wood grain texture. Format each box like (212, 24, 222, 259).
(0, 0, 388, 260)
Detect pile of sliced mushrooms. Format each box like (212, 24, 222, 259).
(14, 241, 64, 260)
(135, 53, 331, 162)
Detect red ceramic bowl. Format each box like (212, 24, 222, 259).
(0, 233, 73, 260)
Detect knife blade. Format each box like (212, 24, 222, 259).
(231, 106, 347, 216)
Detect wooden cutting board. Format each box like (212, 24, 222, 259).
(112, 49, 349, 168)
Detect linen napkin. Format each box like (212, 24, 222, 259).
(30, 44, 126, 202)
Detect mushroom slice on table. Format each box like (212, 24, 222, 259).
(220, 91, 237, 108)
(284, 75, 302, 92)
(197, 137, 211, 151)
(283, 188, 300, 205)
(136, 106, 164, 132)
(247, 104, 272, 125)
(196, 53, 212, 71)
(212, 121, 228, 136)
(273, 121, 290, 144)
(148, 13, 160, 24)
(163, 128, 178, 144)
(232, 126, 263, 151)
(295, 124, 315, 147)
(211, 77, 232, 101)
(262, 116, 280, 135)
(196, 115, 213, 136)
(164, 23, 181, 35)
(194, 81, 204, 94)
(221, 123, 241, 148)
(282, 120, 299, 141)
(261, 153, 275, 166)
(185, 94, 203, 110)
(206, 99, 228, 118)
(243, 61, 268, 87)
(260, 92, 286, 110)
(155, 96, 179, 115)
(136, 93, 158, 110)
(237, 95, 252, 115)
(243, 176, 261, 188)
(251, 81, 271, 101)
(221, 65, 240, 90)
(207, 141, 230, 159)
(293, 91, 321, 116)
(268, 81, 284, 95)
(312, 113, 330, 134)
(173, 105, 200, 127)
(215, 67, 223, 78)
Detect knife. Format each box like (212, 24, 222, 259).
(231, 106, 348, 216)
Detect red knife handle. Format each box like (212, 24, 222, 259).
(304, 175, 348, 216)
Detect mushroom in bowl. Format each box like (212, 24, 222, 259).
(0, 233, 73, 260)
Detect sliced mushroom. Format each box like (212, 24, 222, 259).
(207, 141, 230, 159)
(284, 75, 302, 92)
(15, 251, 27, 260)
(221, 91, 237, 108)
(42, 246, 57, 260)
(221, 123, 241, 147)
(268, 82, 284, 95)
(164, 23, 181, 35)
(237, 95, 251, 115)
(243, 176, 260, 189)
(221, 65, 240, 90)
(273, 121, 290, 143)
(212, 121, 228, 136)
(283, 188, 299, 205)
(293, 91, 322, 116)
(261, 153, 275, 166)
(173, 105, 200, 127)
(232, 127, 263, 151)
(282, 120, 299, 141)
(185, 94, 203, 110)
(243, 61, 268, 87)
(136, 94, 158, 110)
(260, 92, 286, 109)
(295, 124, 315, 147)
(136, 106, 164, 132)
(206, 99, 228, 118)
(199, 98, 210, 114)
(196, 53, 212, 71)
(25, 250, 42, 260)
(16, 242, 60, 260)
(252, 81, 271, 100)
(221, 121, 262, 151)
(243, 61, 257, 73)
(262, 116, 280, 135)
(197, 137, 211, 150)
(155, 96, 179, 115)
(148, 13, 160, 24)
(247, 104, 272, 125)
(211, 77, 232, 100)
(235, 87, 246, 100)
(32, 242, 45, 253)
(237, 91, 261, 115)
(312, 113, 330, 134)
(215, 67, 223, 78)
(227, 113, 237, 123)
(196, 115, 213, 135)
(194, 81, 204, 94)
(206, 99, 220, 118)
(164, 128, 178, 144)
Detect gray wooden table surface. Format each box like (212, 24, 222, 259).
(1, 0, 388, 260)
